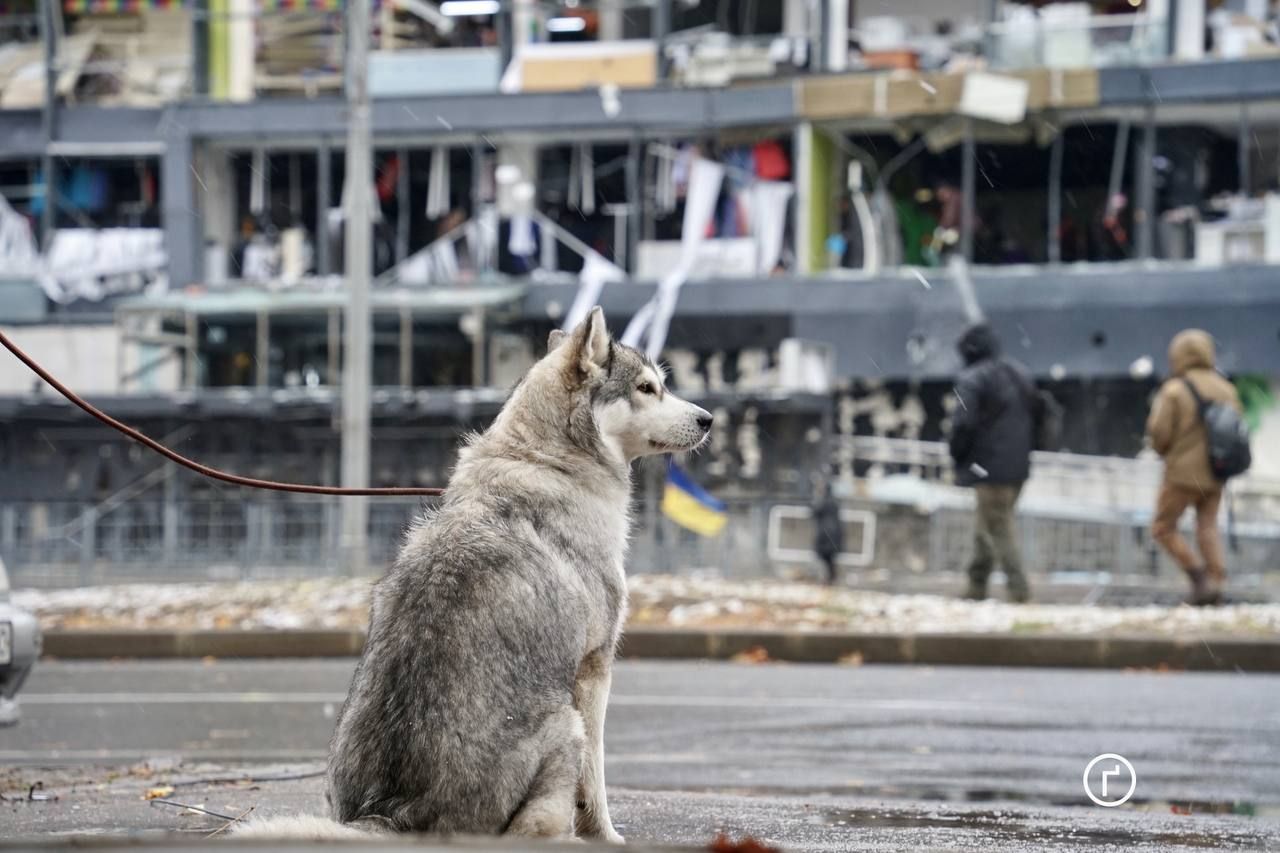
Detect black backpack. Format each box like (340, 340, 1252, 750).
(1183, 378, 1252, 481)
(1000, 361, 1062, 451)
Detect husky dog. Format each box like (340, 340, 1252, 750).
(239, 307, 710, 841)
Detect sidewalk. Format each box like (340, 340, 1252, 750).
(18, 576, 1280, 670)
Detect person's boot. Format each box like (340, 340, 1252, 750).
(1201, 574, 1225, 606)
(1007, 583, 1031, 605)
(1185, 567, 1213, 606)
(962, 581, 988, 601)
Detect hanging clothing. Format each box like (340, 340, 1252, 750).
(623, 157, 725, 359)
(749, 180, 793, 273)
(426, 147, 451, 220)
(508, 214, 536, 258)
(753, 140, 791, 181)
(562, 250, 626, 332)
(376, 154, 400, 203)
(249, 149, 267, 215)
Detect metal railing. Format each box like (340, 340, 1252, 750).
(6, 443, 1280, 589)
(988, 12, 1169, 70)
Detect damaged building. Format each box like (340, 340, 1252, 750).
(2, 0, 1279, 588)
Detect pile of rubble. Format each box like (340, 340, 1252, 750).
(14, 575, 1280, 638)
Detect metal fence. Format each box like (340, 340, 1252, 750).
(4, 439, 1279, 590)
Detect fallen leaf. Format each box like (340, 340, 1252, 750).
(837, 651, 864, 666)
(144, 785, 175, 801)
(708, 834, 783, 853)
(730, 646, 771, 664)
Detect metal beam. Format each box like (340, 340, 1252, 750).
(184, 312, 200, 388)
(396, 146, 410, 264)
(255, 310, 270, 388)
(1135, 107, 1157, 260)
(626, 135, 642, 276)
(520, 265, 1280, 378)
(497, 4, 513, 79)
(317, 139, 332, 276)
(327, 308, 341, 386)
(654, 0, 671, 80)
(39, 0, 58, 246)
(399, 307, 413, 388)
(1047, 130, 1064, 264)
(1238, 103, 1251, 195)
(1100, 59, 1280, 106)
(960, 120, 975, 263)
(1, 85, 795, 157)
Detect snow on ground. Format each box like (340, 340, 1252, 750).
(12, 575, 1280, 637)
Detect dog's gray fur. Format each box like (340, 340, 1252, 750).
(275, 307, 711, 842)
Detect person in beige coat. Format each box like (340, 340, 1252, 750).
(1145, 330, 1242, 605)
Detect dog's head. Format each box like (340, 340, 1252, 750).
(548, 307, 712, 462)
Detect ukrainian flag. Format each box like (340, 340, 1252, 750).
(661, 461, 727, 537)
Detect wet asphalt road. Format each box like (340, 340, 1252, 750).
(2, 659, 1279, 850)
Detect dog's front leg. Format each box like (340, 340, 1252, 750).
(573, 650, 624, 844)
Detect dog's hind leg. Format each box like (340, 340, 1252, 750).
(505, 706, 585, 840)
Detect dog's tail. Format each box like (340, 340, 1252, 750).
(232, 815, 382, 840)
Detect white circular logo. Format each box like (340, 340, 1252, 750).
(1083, 753, 1137, 807)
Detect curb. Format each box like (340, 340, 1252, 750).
(39, 628, 1280, 671)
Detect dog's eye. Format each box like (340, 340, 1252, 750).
(637, 382, 657, 396)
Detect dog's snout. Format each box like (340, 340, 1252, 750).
(695, 409, 713, 432)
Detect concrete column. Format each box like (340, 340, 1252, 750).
(1173, 0, 1205, 61)
(825, 0, 848, 72)
(163, 135, 202, 288)
(512, 0, 538, 59)
(193, 0, 210, 96)
(228, 0, 254, 101)
(198, 146, 235, 275)
(598, 0, 623, 41)
(340, 0, 373, 575)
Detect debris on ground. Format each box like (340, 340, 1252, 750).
(12, 575, 1280, 637)
(707, 834, 784, 853)
(729, 646, 772, 664)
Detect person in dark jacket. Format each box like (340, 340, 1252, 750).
(949, 323, 1036, 603)
(812, 475, 845, 586)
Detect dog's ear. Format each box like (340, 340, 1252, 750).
(548, 329, 567, 351)
(569, 306, 611, 378)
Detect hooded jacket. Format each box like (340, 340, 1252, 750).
(1145, 330, 1241, 490)
(948, 324, 1037, 487)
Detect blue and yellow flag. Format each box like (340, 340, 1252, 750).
(661, 461, 727, 537)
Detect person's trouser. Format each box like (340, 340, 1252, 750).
(1151, 481, 1225, 584)
(967, 482, 1029, 601)
(819, 552, 838, 585)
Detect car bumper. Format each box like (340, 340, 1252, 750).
(0, 602, 41, 699)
